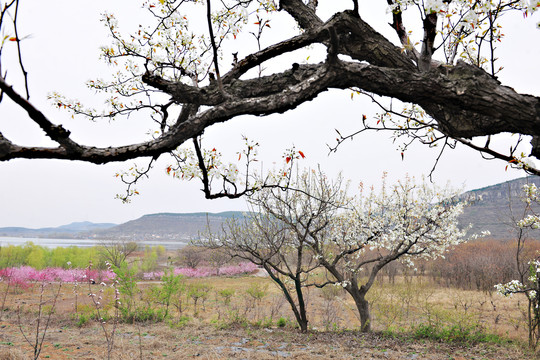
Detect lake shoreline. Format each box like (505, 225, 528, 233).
(0, 236, 188, 250)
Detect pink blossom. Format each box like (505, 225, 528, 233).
(142, 262, 259, 280)
(0, 266, 117, 287)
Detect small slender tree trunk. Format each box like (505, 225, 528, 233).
(344, 278, 372, 332)
(263, 264, 308, 332)
(295, 308, 308, 333)
(353, 294, 371, 332)
(294, 277, 309, 332)
(321, 262, 373, 332)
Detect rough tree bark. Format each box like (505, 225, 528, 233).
(0, 0, 539, 162)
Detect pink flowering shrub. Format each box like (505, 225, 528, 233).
(0, 266, 115, 287)
(0, 267, 33, 289)
(219, 262, 258, 276)
(0, 262, 257, 285)
(174, 267, 214, 278)
(142, 262, 258, 280)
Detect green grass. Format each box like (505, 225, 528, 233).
(411, 323, 508, 345)
(378, 322, 511, 346)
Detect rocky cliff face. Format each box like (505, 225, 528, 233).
(466, 176, 540, 202)
(460, 176, 540, 239)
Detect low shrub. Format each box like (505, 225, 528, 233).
(75, 313, 90, 327)
(168, 315, 190, 328)
(277, 317, 287, 328)
(120, 306, 167, 323)
(412, 323, 505, 344)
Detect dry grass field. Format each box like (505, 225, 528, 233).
(0, 272, 537, 359)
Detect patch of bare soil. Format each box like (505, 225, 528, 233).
(0, 320, 533, 360)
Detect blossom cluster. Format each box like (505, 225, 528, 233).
(334, 281, 351, 288)
(495, 260, 540, 300)
(518, 156, 539, 172)
(172, 147, 241, 184)
(518, 215, 540, 229)
(324, 176, 470, 271)
(522, 183, 540, 203)
(494, 279, 525, 296)
(516, 184, 540, 229)
(387, 0, 540, 75)
(0, 266, 115, 288)
(469, 230, 492, 240)
(390, 0, 540, 15)
(495, 184, 540, 306)
(424, 0, 445, 14)
(142, 262, 258, 280)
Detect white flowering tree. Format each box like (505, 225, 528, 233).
(206, 165, 473, 332)
(1, 0, 540, 187)
(495, 269, 540, 348)
(496, 183, 540, 349)
(204, 212, 316, 332)
(300, 175, 472, 332)
(199, 167, 348, 332)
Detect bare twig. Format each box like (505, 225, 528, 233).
(206, 0, 225, 95)
(11, 0, 29, 99)
(18, 281, 62, 360)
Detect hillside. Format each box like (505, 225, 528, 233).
(90, 211, 245, 241)
(460, 175, 540, 239)
(92, 178, 540, 241)
(0, 212, 244, 242)
(3, 177, 540, 242)
(0, 221, 117, 238)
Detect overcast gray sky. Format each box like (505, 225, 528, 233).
(0, 1, 539, 228)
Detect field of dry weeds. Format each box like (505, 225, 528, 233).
(0, 272, 536, 359)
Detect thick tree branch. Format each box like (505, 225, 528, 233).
(0, 76, 81, 153)
(419, 12, 438, 71)
(1, 5, 539, 166)
(144, 10, 416, 101)
(3, 58, 540, 163)
(331, 12, 416, 70)
(279, 0, 323, 30)
(386, 0, 420, 64)
(223, 27, 327, 82)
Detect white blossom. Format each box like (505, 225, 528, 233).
(425, 0, 445, 14)
(495, 280, 524, 296)
(518, 215, 540, 229)
(334, 281, 351, 288)
(521, 157, 538, 170)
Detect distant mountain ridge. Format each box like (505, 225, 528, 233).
(3, 178, 540, 242)
(96, 211, 245, 241)
(0, 221, 117, 237)
(142, 211, 242, 218)
(0, 212, 245, 241)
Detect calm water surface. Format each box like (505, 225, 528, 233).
(0, 237, 187, 250)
